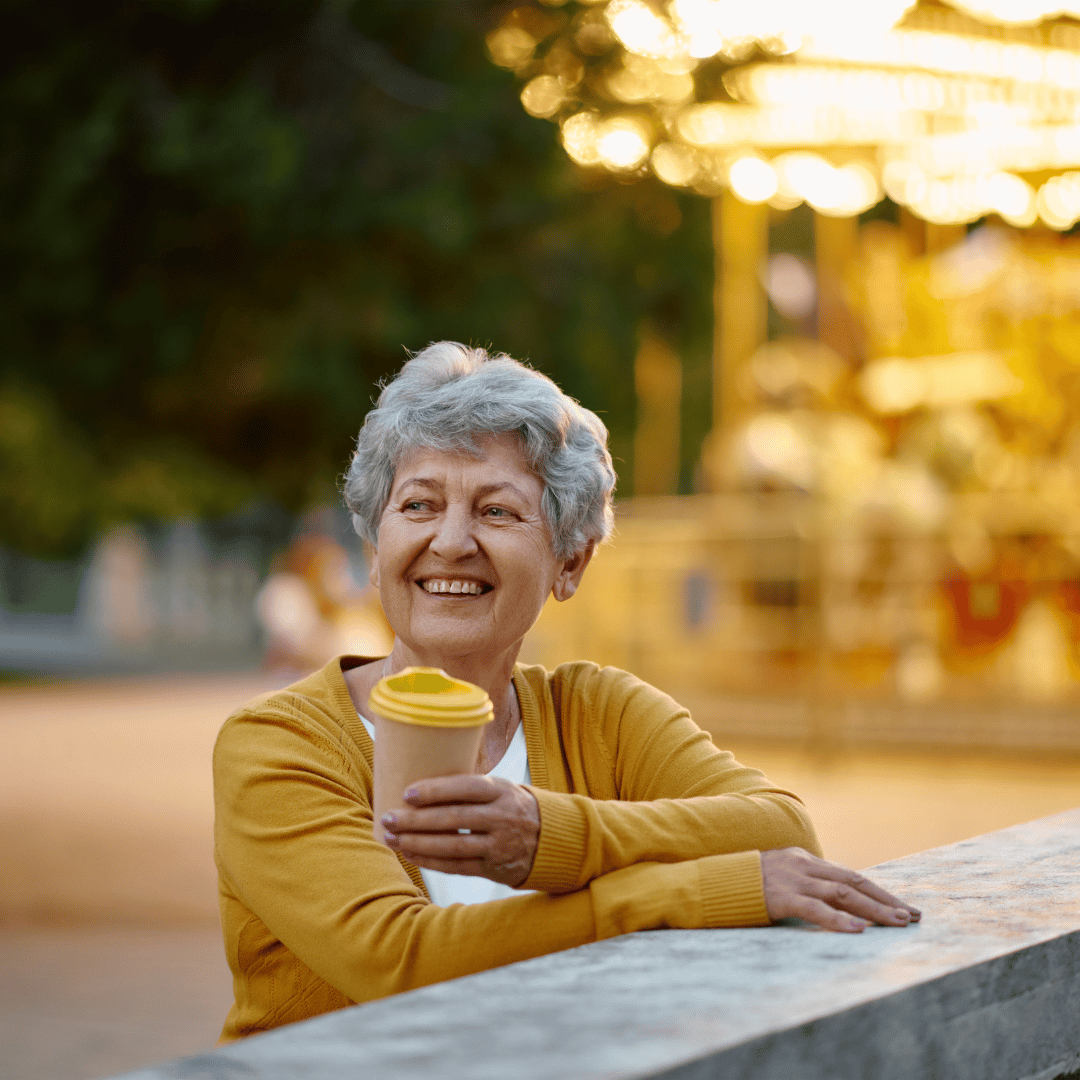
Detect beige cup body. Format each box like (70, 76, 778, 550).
(372, 717, 486, 845)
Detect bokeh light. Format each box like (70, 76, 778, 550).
(493, 0, 1080, 220)
(521, 75, 566, 118)
(726, 155, 778, 204)
(486, 26, 537, 68)
(650, 141, 700, 185)
(764, 254, 817, 321)
(595, 115, 652, 169)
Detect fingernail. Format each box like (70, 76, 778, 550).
(383, 831, 399, 846)
(847, 918, 866, 931)
(894, 909, 910, 923)
(381, 813, 397, 828)
(403, 788, 419, 802)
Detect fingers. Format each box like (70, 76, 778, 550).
(805, 878, 912, 927)
(383, 803, 495, 836)
(809, 859, 922, 919)
(402, 775, 502, 807)
(383, 776, 536, 840)
(788, 895, 869, 934)
(386, 827, 530, 887)
(383, 824, 525, 886)
(384, 829, 487, 861)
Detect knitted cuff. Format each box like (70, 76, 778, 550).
(520, 786, 588, 894)
(697, 850, 771, 927)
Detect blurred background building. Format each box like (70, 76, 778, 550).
(490, 0, 1080, 750)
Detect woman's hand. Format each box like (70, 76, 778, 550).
(761, 847, 921, 933)
(381, 776, 540, 888)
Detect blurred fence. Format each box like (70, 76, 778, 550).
(523, 492, 1080, 751)
(0, 505, 390, 676)
(0, 516, 285, 675)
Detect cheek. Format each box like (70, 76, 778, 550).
(370, 521, 391, 588)
(373, 518, 408, 581)
(372, 518, 431, 601)
(513, 533, 561, 595)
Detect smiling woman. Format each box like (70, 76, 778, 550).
(366, 438, 593, 729)
(212, 343, 920, 1044)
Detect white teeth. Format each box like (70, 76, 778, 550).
(423, 580, 484, 595)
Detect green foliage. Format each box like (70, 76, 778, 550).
(0, 0, 714, 557)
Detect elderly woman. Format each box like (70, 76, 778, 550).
(214, 343, 918, 1042)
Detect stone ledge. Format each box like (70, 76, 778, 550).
(117, 808, 1080, 1080)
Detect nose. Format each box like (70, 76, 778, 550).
(429, 504, 479, 561)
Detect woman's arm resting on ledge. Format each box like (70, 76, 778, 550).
(529, 664, 823, 892)
(215, 713, 776, 1014)
(381, 781, 921, 934)
(384, 775, 817, 895)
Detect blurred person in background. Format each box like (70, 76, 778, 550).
(256, 531, 394, 672)
(213, 343, 920, 1041)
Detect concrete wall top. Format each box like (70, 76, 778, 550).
(119, 808, 1080, 1080)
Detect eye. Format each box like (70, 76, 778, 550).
(403, 500, 430, 512)
(484, 506, 511, 518)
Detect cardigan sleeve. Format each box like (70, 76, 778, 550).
(213, 705, 770, 1011)
(522, 664, 821, 895)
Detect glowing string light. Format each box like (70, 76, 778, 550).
(494, 0, 1080, 224)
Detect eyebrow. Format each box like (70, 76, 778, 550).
(394, 478, 441, 494)
(394, 478, 533, 502)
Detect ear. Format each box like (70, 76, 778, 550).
(552, 541, 595, 602)
(368, 547, 380, 589)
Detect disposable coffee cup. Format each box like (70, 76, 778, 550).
(368, 667, 495, 845)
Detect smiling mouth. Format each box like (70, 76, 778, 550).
(417, 579, 493, 596)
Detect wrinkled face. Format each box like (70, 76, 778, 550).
(371, 435, 586, 666)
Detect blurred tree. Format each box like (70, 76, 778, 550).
(0, 0, 713, 557)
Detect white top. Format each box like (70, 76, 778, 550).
(358, 714, 532, 906)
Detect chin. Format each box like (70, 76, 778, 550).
(403, 630, 519, 667)
(404, 634, 491, 661)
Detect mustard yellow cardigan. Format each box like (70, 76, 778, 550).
(213, 657, 821, 1041)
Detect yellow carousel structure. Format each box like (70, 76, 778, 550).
(490, 0, 1080, 748)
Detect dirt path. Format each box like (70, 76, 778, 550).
(0, 926, 232, 1080)
(0, 673, 284, 925)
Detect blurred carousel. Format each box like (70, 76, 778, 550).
(493, 0, 1080, 747)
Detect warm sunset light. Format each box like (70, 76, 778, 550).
(10, 9, 1080, 1080)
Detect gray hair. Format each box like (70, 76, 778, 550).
(344, 342, 616, 560)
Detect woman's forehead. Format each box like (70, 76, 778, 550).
(392, 436, 541, 494)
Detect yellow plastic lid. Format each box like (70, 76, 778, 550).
(368, 667, 495, 728)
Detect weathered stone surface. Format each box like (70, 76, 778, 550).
(115, 809, 1080, 1080)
